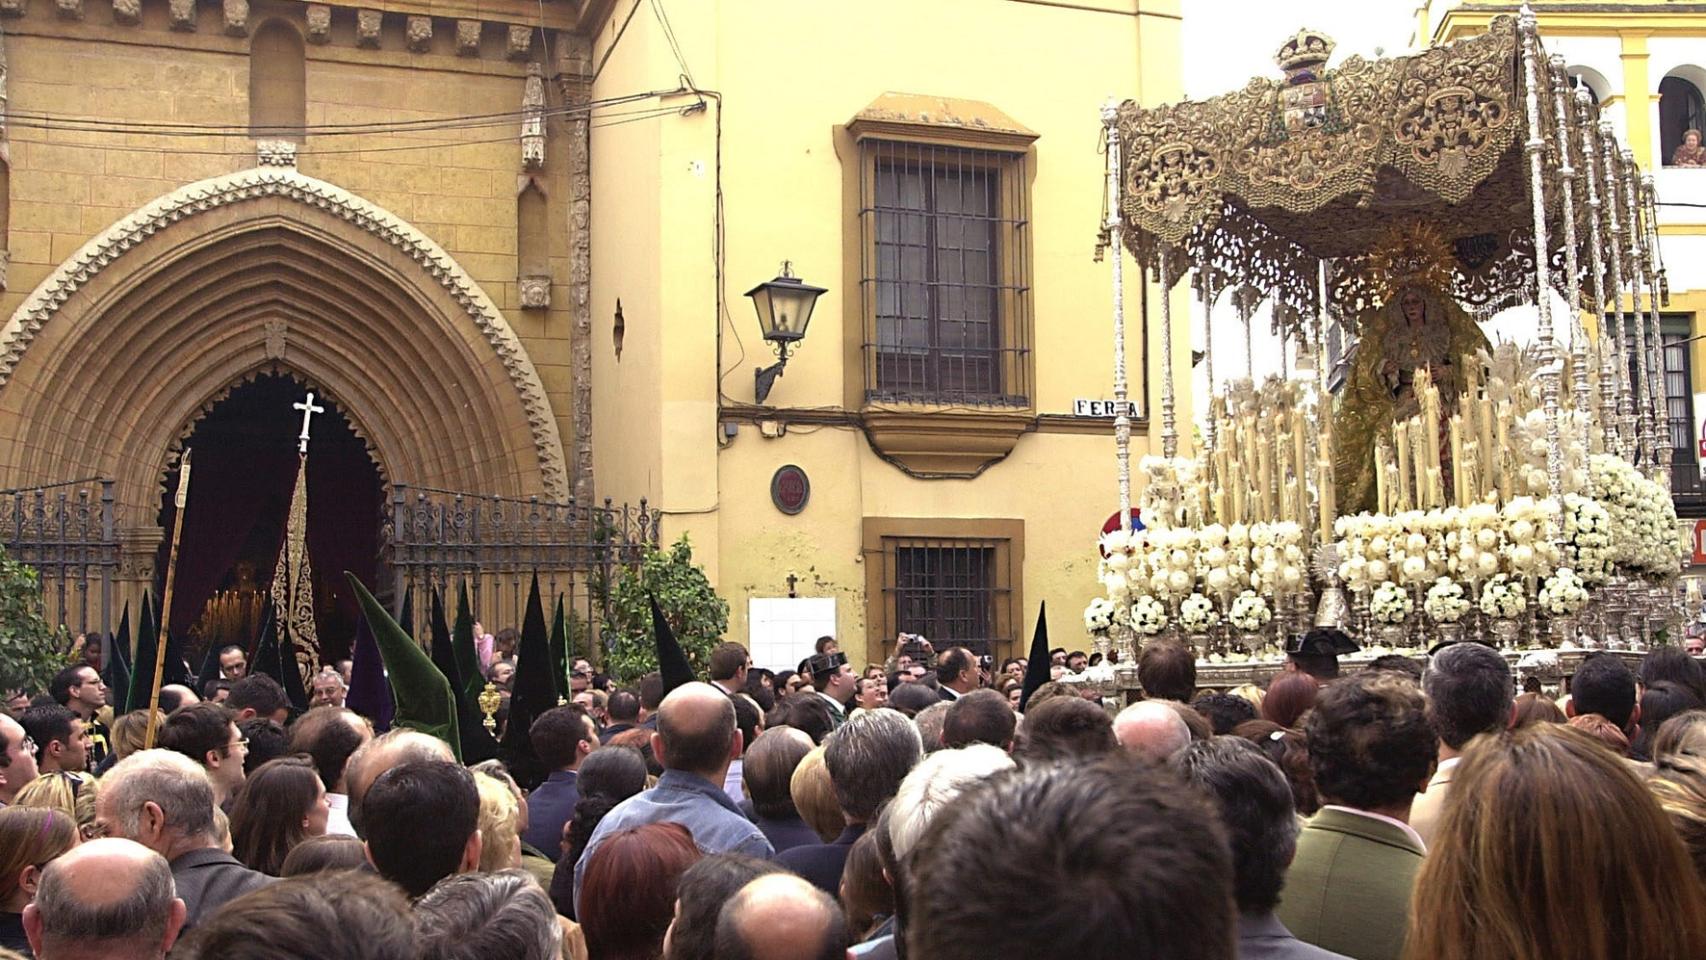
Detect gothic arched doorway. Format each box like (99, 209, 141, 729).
(159, 373, 382, 666)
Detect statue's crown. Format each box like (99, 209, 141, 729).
(1276, 29, 1335, 73)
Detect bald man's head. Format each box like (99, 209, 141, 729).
(654, 682, 738, 778)
(344, 728, 455, 837)
(714, 874, 849, 960)
(1114, 701, 1192, 765)
(24, 837, 185, 960)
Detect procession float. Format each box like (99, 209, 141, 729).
(1075, 6, 1691, 698)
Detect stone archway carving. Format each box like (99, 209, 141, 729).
(0, 166, 569, 501)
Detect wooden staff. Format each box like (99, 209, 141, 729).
(144, 450, 191, 749)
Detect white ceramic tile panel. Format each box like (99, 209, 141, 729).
(748, 597, 837, 671)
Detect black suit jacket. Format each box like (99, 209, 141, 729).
(938, 686, 960, 702)
(775, 823, 866, 895)
(171, 847, 275, 929)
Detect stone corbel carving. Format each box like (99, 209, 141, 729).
(0, 0, 23, 19)
(168, 0, 196, 31)
(357, 9, 382, 48)
(256, 140, 297, 167)
(519, 277, 551, 310)
(0, 251, 10, 294)
(507, 24, 531, 61)
(305, 4, 331, 43)
(112, 0, 140, 24)
(456, 20, 481, 56)
(407, 16, 432, 52)
(521, 63, 545, 170)
(54, 0, 81, 21)
(223, 0, 247, 35)
(264, 319, 288, 360)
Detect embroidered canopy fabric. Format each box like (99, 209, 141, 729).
(1113, 15, 1587, 329)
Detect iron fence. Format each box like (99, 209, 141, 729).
(383, 485, 661, 653)
(0, 478, 118, 636)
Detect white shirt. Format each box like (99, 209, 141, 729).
(325, 792, 356, 837)
(1320, 804, 1426, 853)
(724, 758, 744, 805)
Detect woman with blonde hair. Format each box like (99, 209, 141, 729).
(789, 745, 845, 843)
(1404, 724, 1706, 960)
(13, 773, 84, 825)
(472, 770, 523, 872)
(0, 806, 78, 953)
(100, 708, 164, 773)
(1649, 753, 1706, 887)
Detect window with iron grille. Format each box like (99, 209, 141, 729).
(1617, 315, 1699, 492)
(1662, 317, 1700, 495)
(858, 140, 1031, 406)
(879, 536, 1015, 658)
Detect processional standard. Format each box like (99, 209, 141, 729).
(1077, 8, 1686, 696)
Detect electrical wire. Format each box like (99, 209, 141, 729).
(0, 88, 684, 139)
(649, 0, 696, 89)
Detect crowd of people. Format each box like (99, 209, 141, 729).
(1, 627, 1704, 960)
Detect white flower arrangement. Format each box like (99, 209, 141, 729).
(1083, 597, 1116, 635)
(1130, 595, 1168, 636)
(1538, 568, 1590, 616)
(1227, 590, 1272, 631)
(1178, 592, 1220, 633)
(1423, 577, 1471, 623)
(1561, 494, 1613, 586)
(1479, 573, 1528, 619)
(1369, 580, 1413, 624)
(1591, 454, 1684, 580)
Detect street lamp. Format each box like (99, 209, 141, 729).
(745, 262, 826, 405)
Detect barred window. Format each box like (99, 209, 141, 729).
(1662, 318, 1700, 495)
(859, 141, 1031, 406)
(877, 536, 1015, 658)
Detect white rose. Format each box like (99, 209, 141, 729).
(1367, 559, 1389, 582)
(1476, 529, 1498, 550)
(1477, 553, 1499, 577)
(1168, 569, 1192, 592)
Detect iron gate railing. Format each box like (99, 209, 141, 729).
(383, 485, 661, 655)
(0, 478, 118, 636)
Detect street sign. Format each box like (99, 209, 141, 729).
(1074, 399, 1139, 418)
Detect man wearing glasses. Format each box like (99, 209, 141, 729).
(156, 704, 248, 808)
(50, 663, 111, 766)
(0, 713, 40, 805)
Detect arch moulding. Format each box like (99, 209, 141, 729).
(0, 166, 570, 500)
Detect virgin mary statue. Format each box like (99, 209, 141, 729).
(1333, 231, 1490, 513)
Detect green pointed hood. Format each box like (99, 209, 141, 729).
(549, 594, 569, 695)
(346, 573, 462, 762)
(452, 583, 484, 712)
(432, 587, 498, 765)
(1018, 602, 1051, 712)
(499, 573, 558, 788)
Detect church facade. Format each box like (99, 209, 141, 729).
(0, 0, 1188, 667)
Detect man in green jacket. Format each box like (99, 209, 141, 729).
(1277, 672, 1436, 960)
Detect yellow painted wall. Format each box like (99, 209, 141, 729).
(589, 0, 1188, 664)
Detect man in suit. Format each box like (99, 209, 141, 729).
(599, 690, 641, 743)
(522, 704, 597, 860)
(935, 648, 980, 703)
(807, 653, 857, 729)
(778, 708, 921, 895)
(1411, 642, 1512, 846)
(1276, 673, 1435, 960)
(1174, 738, 1350, 960)
(23, 838, 186, 960)
(93, 749, 274, 930)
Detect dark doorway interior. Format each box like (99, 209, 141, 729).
(157, 373, 382, 671)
